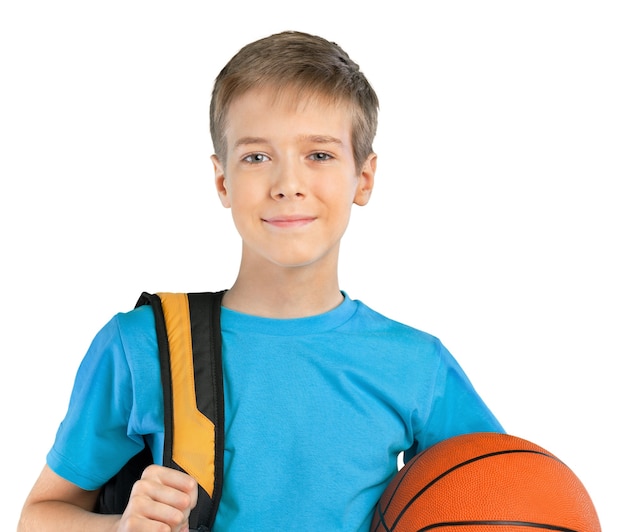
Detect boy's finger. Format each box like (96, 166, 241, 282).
(142, 464, 198, 496)
(130, 465, 198, 515)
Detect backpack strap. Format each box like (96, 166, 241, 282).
(96, 291, 226, 532)
(149, 291, 226, 531)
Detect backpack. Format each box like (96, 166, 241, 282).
(96, 291, 226, 532)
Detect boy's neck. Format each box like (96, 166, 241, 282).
(222, 260, 344, 319)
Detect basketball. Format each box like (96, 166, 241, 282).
(371, 432, 601, 531)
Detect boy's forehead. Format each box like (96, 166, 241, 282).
(225, 87, 353, 141)
(225, 86, 355, 130)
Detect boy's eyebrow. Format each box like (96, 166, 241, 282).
(233, 135, 345, 148)
(234, 136, 268, 148)
(299, 134, 344, 146)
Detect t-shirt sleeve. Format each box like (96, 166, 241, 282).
(47, 306, 159, 490)
(410, 340, 504, 459)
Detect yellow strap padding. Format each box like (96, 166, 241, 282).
(158, 292, 216, 496)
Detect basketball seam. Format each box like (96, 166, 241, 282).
(373, 500, 392, 532)
(387, 449, 561, 531)
(416, 520, 579, 532)
(374, 446, 435, 530)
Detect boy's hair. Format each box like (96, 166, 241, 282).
(210, 31, 379, 170)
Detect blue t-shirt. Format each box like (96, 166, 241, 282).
(48, 293, 503, 531)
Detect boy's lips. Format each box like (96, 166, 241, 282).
(262, 215, 317, 228)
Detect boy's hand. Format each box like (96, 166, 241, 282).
(118, 465, 198, 532)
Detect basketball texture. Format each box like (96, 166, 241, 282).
(371, 432, 601, 532)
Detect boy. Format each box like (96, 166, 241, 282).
(19, 31, 504, 531)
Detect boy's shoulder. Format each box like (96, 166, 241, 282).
(346, 296, 444, 350)
(113, 303, 156, 340)
(88, 304, 159, 376)
(351, 297, 435, 333)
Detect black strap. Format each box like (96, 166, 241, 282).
(181, 291, 226, 530)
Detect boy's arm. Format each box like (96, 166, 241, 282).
(19, 464, 197, 532)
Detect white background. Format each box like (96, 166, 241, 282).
(2, 1, 624, 529)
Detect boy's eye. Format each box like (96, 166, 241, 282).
(243, 153, 269, 163)
(309, 152, 333, 161)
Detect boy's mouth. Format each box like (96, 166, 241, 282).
(263, 215, 316, 228)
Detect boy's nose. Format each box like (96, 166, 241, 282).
(270, 160, 305, 199)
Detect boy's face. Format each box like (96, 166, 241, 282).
(212, 87, 376, 271)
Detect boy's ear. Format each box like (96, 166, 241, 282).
(353, 153, 377, 206)
(212, 154, 231, 208)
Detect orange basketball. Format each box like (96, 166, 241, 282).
(371, 432, 601, 531)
